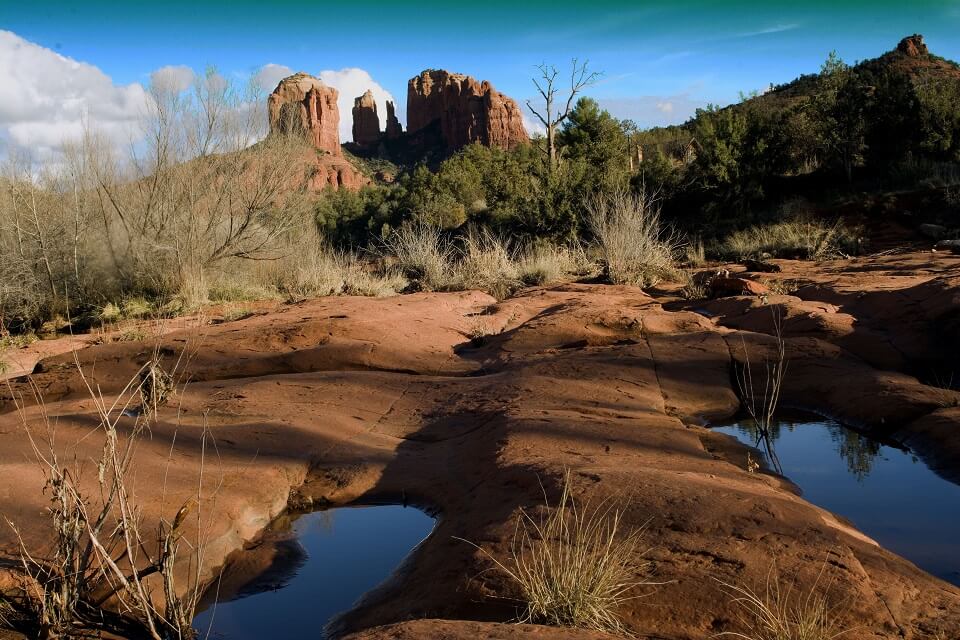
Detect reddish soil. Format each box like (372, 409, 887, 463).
(1, 251, 959, 639)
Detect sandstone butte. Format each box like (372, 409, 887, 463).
(2, 249, 960, 639)
(352, 89, 382, 148)
(407, 69, 529, 151)
(267, 72, 367, 190)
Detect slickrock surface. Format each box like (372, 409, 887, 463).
(2, 251, 959, 639)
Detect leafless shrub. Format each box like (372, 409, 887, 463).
(3, 356, 212, 640)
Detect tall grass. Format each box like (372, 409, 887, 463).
(454, 228, 520, 299)
(459, 471, 651, 634)
(720, 219, 859, 261)
(717, 562, 850, 640)
(737, 310, 788, 475)
(382, 221, 455, 291)
(588, 190, 679, 287)
(517, 244, 593, 286)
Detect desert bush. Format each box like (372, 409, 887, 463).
(382, 221, 454, 291)
(460, 470, 651, 634)
(720, 219, 859, 261)
(588, 190, 679, 287)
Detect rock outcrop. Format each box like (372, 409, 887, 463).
(267, 73, 368, 190)
(268, 73, 342, 156)
(897, 34, 928, 58)
(406, 70, 528, 152)
(351, 90, 381, 147)
(385, 100, 402, 139)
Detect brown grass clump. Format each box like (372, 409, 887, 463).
(454, 229, 520, 300)
(517, 244, 593, 286)
(460, 471, 652, 635)
(717, 562, 851, 640)
(383, 221, 455, 291)
(721, 219, 859, 261)
(588, 190, 679, 288)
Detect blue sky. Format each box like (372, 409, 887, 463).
(2, 1, 959, 155)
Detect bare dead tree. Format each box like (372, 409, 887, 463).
(526, 59, 601, 172)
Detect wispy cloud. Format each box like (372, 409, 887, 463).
(737, 23, 800, 38)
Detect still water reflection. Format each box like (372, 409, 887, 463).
(193, 505, 435, 639)
(715, 417, 960, 586)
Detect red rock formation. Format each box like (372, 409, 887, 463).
(268, 73, 341, 156)
(385, 100, 402, 139)
(897, 34, 928, 58)
(352, 90, 381, 147)
(309, 156, 369, 190)
(406, 70, 528, 151)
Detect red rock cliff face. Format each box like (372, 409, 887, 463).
(268, 73, 368, 190)
(406, 70, 528, 151)
(897, 34, 928, 58)
(385, 100, 403, 139)
(268, 73, 341, 156)
(352, 90, 381, 147)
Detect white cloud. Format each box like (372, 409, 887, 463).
(0, 30, 150, 162)
(737, 23, 800, 38)
(252, 63, 294, 93)
(598, 94, 709, 128)
(521, 111, 545, 137)
(150, 65, 194, 94)
(655, 101, 674, 115)
(317, 68, 396, 142)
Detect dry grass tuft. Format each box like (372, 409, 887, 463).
(721, 220, 859, 261)
(220, 307, 256, 323)
(588, 190, 679, 287)
(460, 470, 652, 635)
(717, 562, 851, 640)
(517, 244, 593, 286)
(383, 221, 454, 291)
(454, 229, 520, 300)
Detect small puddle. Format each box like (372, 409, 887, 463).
(193, 505, 435, 639)
(714, 416, 960, 586)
